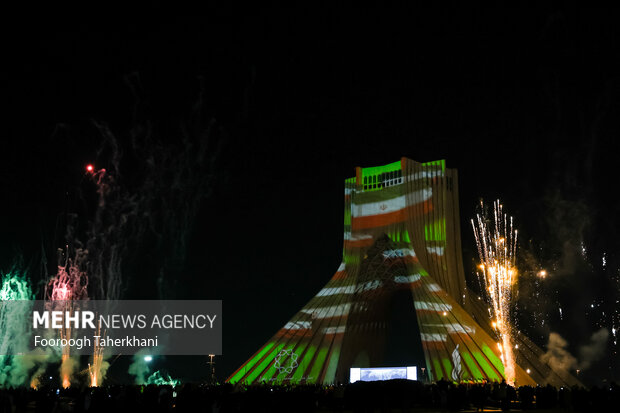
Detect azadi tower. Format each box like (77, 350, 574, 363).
(228, 158, 579, 387)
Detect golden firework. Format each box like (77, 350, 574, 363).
(472, 200, 518, 385)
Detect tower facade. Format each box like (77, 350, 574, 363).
(228, 158, 577, 386)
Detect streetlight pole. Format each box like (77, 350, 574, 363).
(207, 354, 216, 384)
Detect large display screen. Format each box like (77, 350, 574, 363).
(350, 366, 417, 383)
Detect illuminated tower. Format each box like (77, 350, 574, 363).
(228, 158, 579, 386)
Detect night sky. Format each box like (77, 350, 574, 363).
(2, 7, 620, 384)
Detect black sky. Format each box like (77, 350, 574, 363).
(2, 6, 620, 382)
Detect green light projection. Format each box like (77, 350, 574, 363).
(227, 158, 531, 386)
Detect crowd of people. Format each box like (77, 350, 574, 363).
(1, 379, 619, 412)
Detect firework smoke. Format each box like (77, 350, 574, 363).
(28, 349, 53, 390)
(472, 199, 518, 385)
(128, 348, 155, 384)
(578, 328, 609, 370)
(541, 332, 577, 373)
(540, 328, 608, 382)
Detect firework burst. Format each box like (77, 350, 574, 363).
(472, 199, 518, 385)
(46, 250, 89, 388)
(0, 270, 35, 388)
(88, 322, 108, 387)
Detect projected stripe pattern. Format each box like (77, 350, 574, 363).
(227, 158, 578, 387)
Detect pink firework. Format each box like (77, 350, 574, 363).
(45, 250, 89, 389)
(47, 257, 88, 301)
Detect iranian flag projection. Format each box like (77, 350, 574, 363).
(227, 158, 573, 387)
